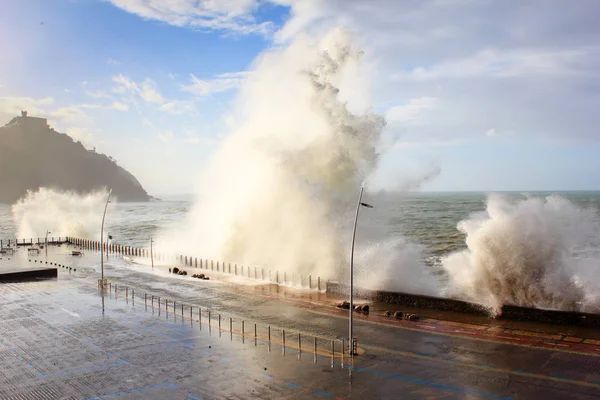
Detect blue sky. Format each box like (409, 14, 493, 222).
(1, 0, 600, 195)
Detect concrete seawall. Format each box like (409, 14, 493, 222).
(326, 281, 600, 328)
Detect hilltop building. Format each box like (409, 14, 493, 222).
(7, 110, 49, 129)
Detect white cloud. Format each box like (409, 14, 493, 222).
(393, 47, 598, 81)
(107, 0, 273, 36)
(486, 128, 496, 137)
(157, 130, 175, 143)
(51, 106, 93, 123)
(139, 78, 164, 103)
(84, 89, 112, 99)
(182, 71, 250, 96)
(0, 96, 55, 116)
(386, 97, 439, 125)
(112, 74, 139, 94)
(159, 100, 197, 115)
(183, 129, 217, 145)
(107, 58, 121, 66)
(112, 74, 164, 104)
(110, 101, 130, 111)
(109, 74, 200, 115)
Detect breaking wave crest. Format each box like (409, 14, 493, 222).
(158, 29, 439, 293)
(442, 194, 600, 314)
(12, 188, 108, 239)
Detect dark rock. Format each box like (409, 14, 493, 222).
(169, 268, 172, 273)
(172, 267, 179, 274)
(383, 310, 392, 317)
(337, 301, 350, 309)
(394, 311, 403, 319)
(0, 113, 150, 203)
(405, 313, 419, 321)
(360, 304, 369, 313)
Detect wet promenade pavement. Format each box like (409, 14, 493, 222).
(0, 245, 599, 399)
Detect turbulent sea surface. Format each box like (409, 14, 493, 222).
(1, 190, 598, 266)
(2, 190, 600, 313)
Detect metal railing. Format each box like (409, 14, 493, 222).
(66, 236, 324, 291)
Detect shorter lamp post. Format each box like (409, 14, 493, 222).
(100, 189, 112, 288)
(45, 230, 51, 261)
(150, 238, 154, 270)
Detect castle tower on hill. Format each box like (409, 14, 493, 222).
(13, 110, 49, 128)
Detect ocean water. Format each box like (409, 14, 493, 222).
(2, 190, 599, 265)
(2, 190, 600, 313)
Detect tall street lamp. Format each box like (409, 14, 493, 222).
(100, 189, 112, 288)
(349, 184, 373, 356)
(45, 230, 51, 262)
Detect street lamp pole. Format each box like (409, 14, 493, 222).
(45, 230, 51, 262)
(100, 189, 112, 287)
(106, 233, 111, 260)
(349, 184, 372, 356)
(150, 238, 154, 270)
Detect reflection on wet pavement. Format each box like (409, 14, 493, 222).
(0, 245, 599, 399)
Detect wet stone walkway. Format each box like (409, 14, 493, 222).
(0, 248, 599, 398)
